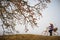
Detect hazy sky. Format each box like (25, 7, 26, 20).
(0, 0, 60, 35)
(15, 0, 60, 35)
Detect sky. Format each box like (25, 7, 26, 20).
(0, 0, 60, 36)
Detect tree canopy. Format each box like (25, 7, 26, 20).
(0, 0, 51, 35)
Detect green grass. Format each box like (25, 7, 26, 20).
(0, 34, 60, 40)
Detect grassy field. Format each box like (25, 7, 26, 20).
(0, 34, 60, 40)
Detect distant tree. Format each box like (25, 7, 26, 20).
(0, 0, 51, 35)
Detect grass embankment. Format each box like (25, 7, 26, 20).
(0, 34, 60, 40)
